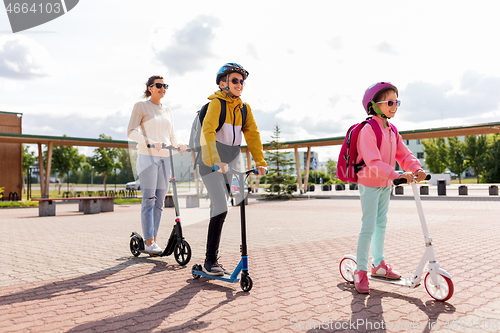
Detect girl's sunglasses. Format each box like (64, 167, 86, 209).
(376, 100, 401, 107)
(149, 83, 169, 89)
(230, 78, 245, 85)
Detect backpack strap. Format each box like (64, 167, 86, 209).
(215, 99, 226, 132)
(239, 103, 246, 129)
(352, 118, 383, 173)
(354, 118, 401, 172)
(389, 122, 400, 144)
(365, 118, 383, 149)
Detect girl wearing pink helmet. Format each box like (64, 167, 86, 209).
(354, 82, 427, 294)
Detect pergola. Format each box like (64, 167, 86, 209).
(1, 121, 500, 196)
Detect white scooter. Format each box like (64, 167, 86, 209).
(339, 175, 454, 301)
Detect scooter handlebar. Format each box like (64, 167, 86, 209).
(393, 174, 431, 185)
(211, 165, 268, 175)
(147, 143, 191, 152)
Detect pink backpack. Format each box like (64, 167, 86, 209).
(336, 118, 399, 183)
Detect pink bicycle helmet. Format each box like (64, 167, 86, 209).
(362, 82, 398, 114)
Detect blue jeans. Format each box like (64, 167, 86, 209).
(137, 155, 171, 240)
(356, 185, 391, 271)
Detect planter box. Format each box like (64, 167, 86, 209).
(322, 184, 332, 191)
(437, 179, 446, 196)
(458, 185, 468, 195)
(335, 184, 345, 191)
(395, 186, 404, 195)
(489, 185, 498, 195)
(307, 185, 315, 192)
(420, 186, 429, 195)
(349, 184, 358, 190)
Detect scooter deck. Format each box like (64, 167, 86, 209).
(192, 269, 240, 283)
(137, 250, 171, 257)
(369, 274, 420, 288)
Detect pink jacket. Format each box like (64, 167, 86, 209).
(356, 116, 422, 187)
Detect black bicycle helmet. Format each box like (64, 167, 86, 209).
(216, 63, 249, 85)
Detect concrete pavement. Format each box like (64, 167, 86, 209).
(1, 188, 500, 332)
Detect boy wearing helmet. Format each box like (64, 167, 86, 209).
(354, 82, 426, 294)
(197, 63, 267, 276)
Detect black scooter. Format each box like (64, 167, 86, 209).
(129, 144, 192, 266)
(191, 167, 259, 292)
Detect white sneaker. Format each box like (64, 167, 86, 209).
(144, 242, 162, 254)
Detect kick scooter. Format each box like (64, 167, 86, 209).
(129, 144, 192, 266)
(191, 167, 259, 292)
(339, 175, 454, 301)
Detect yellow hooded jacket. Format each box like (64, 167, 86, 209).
(201, 90, 267, 168)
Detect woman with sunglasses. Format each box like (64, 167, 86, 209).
(196, 63, 267, 276)
(352, 82, 427, 294)
(127, 75, 187, 254)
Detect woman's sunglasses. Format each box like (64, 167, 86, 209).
(376, 100, 401, 107)
(230, 78, 245, 85)
(149, 83, 169, 89)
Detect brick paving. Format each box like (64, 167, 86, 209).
(1, 188, 500, 332)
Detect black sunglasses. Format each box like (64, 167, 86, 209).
(231, 78, 245, 85)
(149, 83, 169, 89)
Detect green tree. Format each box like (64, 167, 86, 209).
(22, 145, 37, 193)
(464, 135, 488, 183)
(422, 138, 447, 173)
(116, 148, 136, 184)
(44, 135, 85, 194)
(87, 134, 122, 191)
(263, 125, 296, 198)
(302, 170, 332, 184)
(325, 159, 337, 179)
(483, 134, 500, 183)
(447, 137, 466, 184)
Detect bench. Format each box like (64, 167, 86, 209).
(33, 197, 116, 217)
(164, 194, 200, 208)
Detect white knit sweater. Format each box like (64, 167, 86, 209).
(127, 100, 181, 157)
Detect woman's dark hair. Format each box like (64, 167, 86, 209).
(368, 87, 398, 115)
(142, 75, 164, 98)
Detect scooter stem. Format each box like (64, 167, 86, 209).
(410, 182, 432, 245)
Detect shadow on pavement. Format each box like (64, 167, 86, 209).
(305, 282, 456, 333)
(67, 279, 246, 332)
(0, 256, 185, 306)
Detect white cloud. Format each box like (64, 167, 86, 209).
(152, 15, 221, 76)
(0, 35, 53, 79)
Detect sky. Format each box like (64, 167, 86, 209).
(1, 0, 500, 161)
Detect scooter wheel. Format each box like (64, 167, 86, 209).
(174, 240, 192, 266)
(424, 272, 454, 301)
(339, 256, 357, 283)
(192, 264, 202, 279)
(130, 235, 143, 257)
(240, 275, 253, 292)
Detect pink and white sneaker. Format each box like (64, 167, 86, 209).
(371, 260, 401, 280)
(354, 270, 370, 294)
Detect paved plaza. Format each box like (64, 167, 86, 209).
(1, 185, 500, 332)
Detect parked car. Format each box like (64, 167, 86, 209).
(444, 171, 458, 179)
(125, 180, 140, 190)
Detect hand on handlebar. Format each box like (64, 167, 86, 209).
(398, 172, 414, 184)
(394, 172, 431, 185)
(256, 166, 267, 176)
(149, 142, 162, 151)
(177, 144, 188, 153)
(214, 162, 229, 174)
(414, 169, 427, 182)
